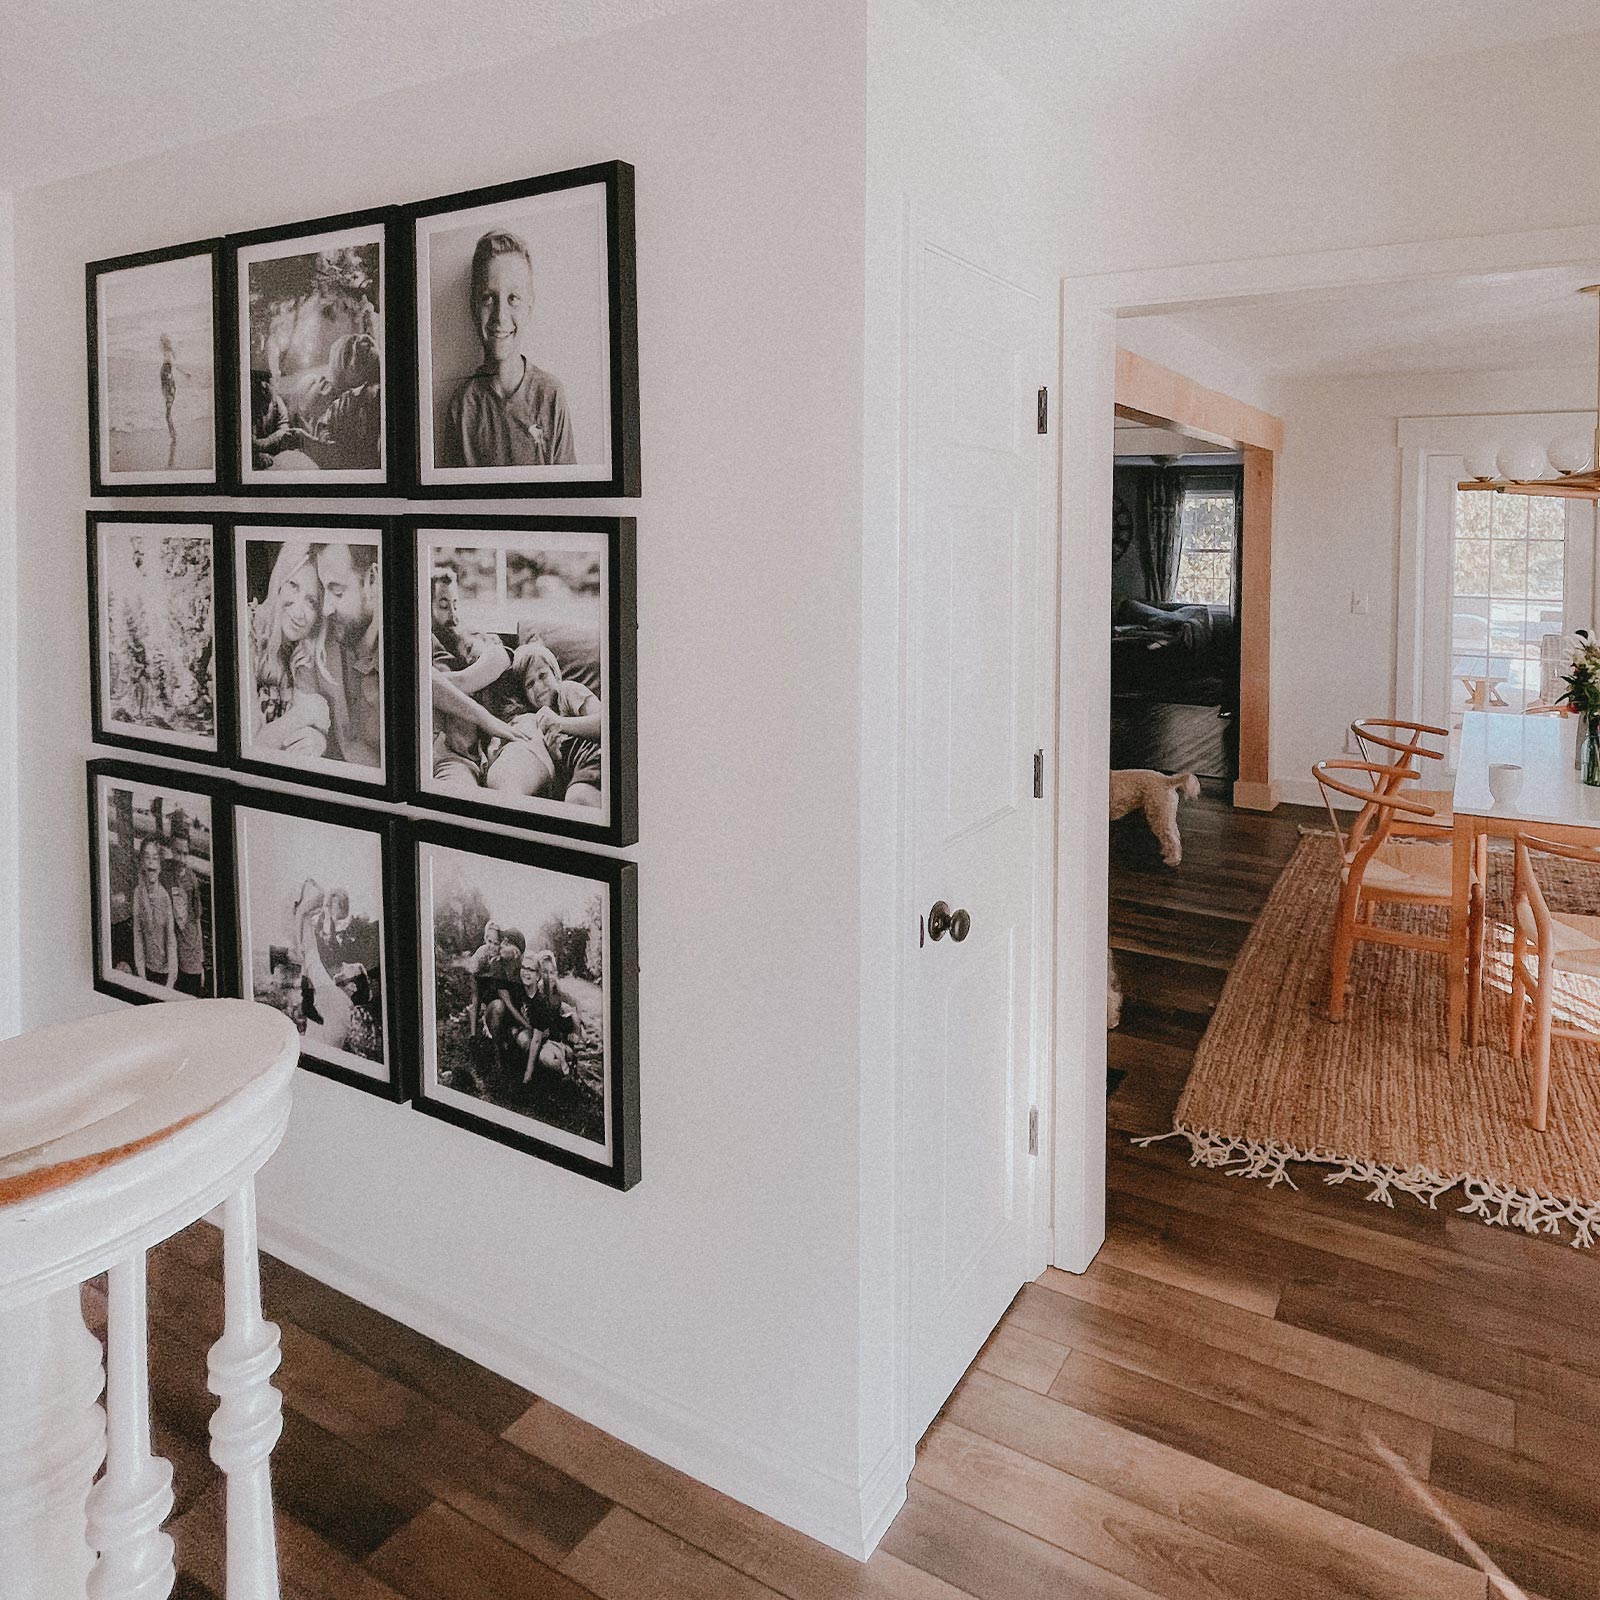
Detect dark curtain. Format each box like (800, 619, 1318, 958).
(1134, 466, 1185, 602)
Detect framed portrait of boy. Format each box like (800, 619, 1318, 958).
(407, 516, 637, 846)
(409, 161, 639, 498)
(86, 238, 226, 494)
(405, 818, 640, 1189)
(233, 789, 408, 1101)
(87, 759, 236, 1008)
(87, 511, 233, 764)
(228, 514, 407, 799)
(225, 207, 407, 494)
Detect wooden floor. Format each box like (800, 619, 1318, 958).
(1110, 700, 1238, 781)
(123, 783, 1597, 1599)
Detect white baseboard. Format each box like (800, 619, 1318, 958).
(1276, 775, 1360, 810)
(250, 1211, 902, 1560)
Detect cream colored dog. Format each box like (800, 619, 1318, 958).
(1109, 768, 1201, 866)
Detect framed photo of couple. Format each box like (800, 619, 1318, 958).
(230, 514, 408, 800)
(406, 818, 640, 1189)
(232, 787, 408, 1100)
(409, 515, 637, 846)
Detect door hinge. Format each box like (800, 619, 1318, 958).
(1033, 748, 1044, 799)
(1037, 387, 1049, 434)
(1028, 1106, 1039, 1156)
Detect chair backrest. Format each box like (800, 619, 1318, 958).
(1350, 718, 1447, 785)
(1514, 831, 1600, 944)
(1313, 759, 1434, 884)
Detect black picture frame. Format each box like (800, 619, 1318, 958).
(230, 785, 410, 1102)
(403, 514, 638, 846)
(222, 205, 410, 496)
(403, 818, 640, 1190)
(226, 512, 410, 802)
(86, 757, 238, 1008)
(407, 160, 639, 499)
(86, 237, 227, 495)
(87, 511, 234, 765)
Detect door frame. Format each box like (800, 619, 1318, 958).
(1048, 219, 1600, 1276)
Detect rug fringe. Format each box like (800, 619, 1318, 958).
(1138, 1124, 1600, 1248)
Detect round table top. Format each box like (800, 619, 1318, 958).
(0, 1001, 299, 1208)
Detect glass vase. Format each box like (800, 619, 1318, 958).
(1584, 717, 1600, 787)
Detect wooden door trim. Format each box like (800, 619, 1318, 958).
(1114, 350, 1283, 810)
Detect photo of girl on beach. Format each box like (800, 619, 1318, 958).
(411, 165, 637, 495)
(89, 242, 220, 490)
(232, 216, 389, 490)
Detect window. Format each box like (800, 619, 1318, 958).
(1171, 488, 1236, 606)
(1449, 490, 1567, 717)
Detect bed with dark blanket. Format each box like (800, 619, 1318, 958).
(1111, 598, 1234, 703)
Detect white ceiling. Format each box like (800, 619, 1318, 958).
(7, 0, 1600, 190)
(0, 0, 718, 188)
(1121, 266, 1600, 380)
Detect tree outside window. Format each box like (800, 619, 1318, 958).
(1172, 490, 1236, 606)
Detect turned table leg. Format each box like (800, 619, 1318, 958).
(86, 1253, 175, 1600)
(0, 1288, 108, 1600)
(206, 1182, 282, 1600)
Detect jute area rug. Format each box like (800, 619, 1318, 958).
(1144, 831, 1600, 1247)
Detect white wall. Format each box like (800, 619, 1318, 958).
(1271, 362, 1597, 804)
(14, 0, 884, 1553)
(0, 189, 16, 1037)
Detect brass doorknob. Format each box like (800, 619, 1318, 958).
(928, 901, 972, 942)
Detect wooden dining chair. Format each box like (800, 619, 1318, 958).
(1349, 718, 1454, 837)
(1314, 759, 1487, 1035)
(1509, 832, 1600, 1131)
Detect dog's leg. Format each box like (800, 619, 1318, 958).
(1146, 792, 1182, 866)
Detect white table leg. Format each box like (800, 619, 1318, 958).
(0, 1288, 108, 1600)
(86, 1253, 175, 1600)
(206, 1181, 281, 1600)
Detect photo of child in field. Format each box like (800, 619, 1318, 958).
(96, 522, 217, 751)
(95, 250, 216, 482)
(420, 841, 608, 1154)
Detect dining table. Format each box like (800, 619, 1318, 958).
(1447, 709, 1600, 1061)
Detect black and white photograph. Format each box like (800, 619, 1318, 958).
(411, 163, 638, 496)
(413, 517, 636, 843)
(88, 513, 227, 760)
(231, 212, 395, 491)
(412, 825, 639, 1188)
(87, 240, 223, 492)
(234, 794, 403, 1098)
(233, 519, 392, 793)
(87, 763, 230, 1007)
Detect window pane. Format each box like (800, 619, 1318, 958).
(1454, 539, 1490, 595)
(1489, 540, 1527, 596)
(1528, 498, 1566, 539)
(1492, 495, 1530, 538)
(1526, 540, 1564, 601)
(1451, 599, 1489, 656)
(1455, 490, 1492, 538)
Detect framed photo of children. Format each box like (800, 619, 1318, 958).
(87, 759, 235, 1008)
(409, 161, 639, 497)
(230, 515, 405, 798)
(227, 208, 405, 493)
(407, 819, 640, 1189)
(232, 789, 407, 1100)
(87, 512, 232, 763)
(86, 238, 225, 494)
(409, 516, 637, 845)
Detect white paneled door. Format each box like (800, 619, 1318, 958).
(905, 238, 1052, 1440)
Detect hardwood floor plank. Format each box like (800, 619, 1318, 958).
(879, 1481, 1169, 1600)
(1431, 1428, 1600, 1550)
(942, 1368, 1480, 1600)
(1431, 1488, 1599, 1600)
(1081, 1226, 1281, 1317)
(366, 1503, 595, 1600)
(504, 1400, 956, 1600)
(562, 1507, 786, 1600)
(1036, 1262, 1515, 1449)
(915, 1419, 1373, 1600)
(1008, 1284, 1433, 1475)
(973, 1322, 1070, 1394)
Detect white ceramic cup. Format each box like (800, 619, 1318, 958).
(1488, 762, 1524, 808)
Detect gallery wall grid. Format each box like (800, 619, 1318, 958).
(86, 755, 642, 1190)
(86, 161, 640, 499)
